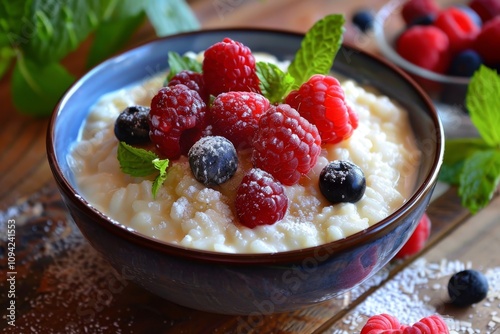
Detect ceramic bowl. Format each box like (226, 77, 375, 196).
(373, 0, 471, 109)
(47, 28, 444, 315)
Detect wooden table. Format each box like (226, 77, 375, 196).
(1, 1, 499, 333)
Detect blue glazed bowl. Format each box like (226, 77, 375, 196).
(47, 29, 444, 315)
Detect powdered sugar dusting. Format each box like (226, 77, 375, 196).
(324, 258, 500, 333)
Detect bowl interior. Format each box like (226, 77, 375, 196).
(49, 29, 444, 262)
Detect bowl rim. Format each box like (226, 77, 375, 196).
(46, 27, 444, 265)
(373, 0, 470, 85)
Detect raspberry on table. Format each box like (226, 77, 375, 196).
(474, 16, 500, 65)
(114, 105, 151, 145)
(202, 37, 261, 97)
(209, 91, 270, 149)
(396, 25, 450, 74)
(167, 70, 209, 104)
(148, 84, 208, 160)
(401, 0, 440, 25)
(285, 74, 358, 144)
(360, 313, 403, 333)
(252, 104, 322, 186)
(361, 314, 449, 334)
(235, 168, 288, 228)
(188, 136, 238, 186)
(395, 213, 431, 259)
(434, 7, 480, 54)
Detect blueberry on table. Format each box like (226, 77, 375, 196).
(319, 160, 366, 204)
(448, 269, 489, 307)
(114, 105, 151, 144)
(188, 136, 238, 186)
(352, 9, 374, 32)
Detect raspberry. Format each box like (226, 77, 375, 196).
(188, 136, 238, 186)
(235, 168, 288, 228)
(167, 70, 209, 104)
(434, 7, 480, 54)
(395, 213, 431, 259)
(361, 314, 449, 334)
(252, 104, 321, 186)
(285, 74, 358, 144)
(202, 38, 261, 96)
(448, 269, 489, 307)
(474, 16, 500, 65)
(149, 84, 208, 160)
(401, 0, 440, 25)
(210, 91, 270, 149)
(469, 0, 500, 23)
(396, 26, 450, 74)
(360, 314, 403, 334)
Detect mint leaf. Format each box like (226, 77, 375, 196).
(0, 46, 14, 79)
(458, 149, 500, 214)
(12, 57, 75, 116)
(287, 14, 345, 87)
(256, 61, 295, 104)
(466, 66, 500, 146)
(21, 0, 107, 64)
(152, 158, 169, 198)
(166, 51, 202, 82)
(144, 0, 199, 37)
(117, 142, 159, 177)
(0, 0, 33, 48)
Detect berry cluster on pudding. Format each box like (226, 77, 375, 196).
(69, 15, 421, 253)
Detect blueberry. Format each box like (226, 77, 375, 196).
(352, 10, 374, 32)
(188, 136, 238, 186)
(319, 160, 366, 204)
(448, 49, 483, 77)
(448, 269, 489, 307)
(114, 105, 151, 144)
(408, 14, 436, 27)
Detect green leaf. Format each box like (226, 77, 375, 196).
(459, 149, 500, 214)
(152, 158, 169, 198)
(466, 66, 500, 147)
(441, 137, 492, 186)
(12, 57, 75, 116)
(287, 14, 345, 87)
(256, 61, 295, 104)
(0, 0, 34, 48)
(86, 12, 145, 68)
(0, 46, 14, 79)
(21, 0, 107, 64)
(144, 0, 199, 37)
(117, 141, 159, 177)
(166, 51, 202, 82)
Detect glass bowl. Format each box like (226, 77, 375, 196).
(373, 0, 479, 137)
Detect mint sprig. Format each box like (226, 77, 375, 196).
(117, 142, 169, 198)
(2, 0, 199, 117)
(165, 51, 202, 82)
(440, 66, 500, 213)
(256, 62, 295, 104)
(287, 14, 345, 87)
(257, 14, 345, 102)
